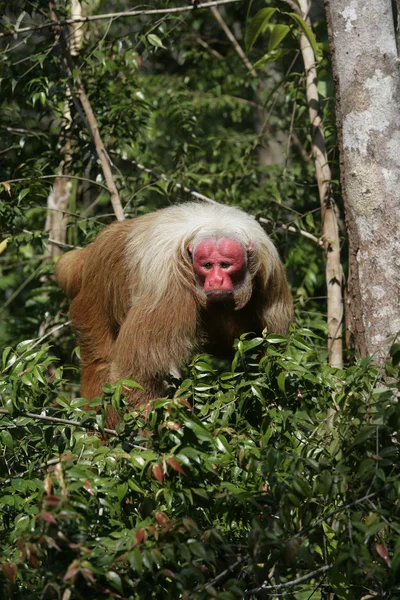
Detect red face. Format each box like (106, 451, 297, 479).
(192, 238, 247, 300)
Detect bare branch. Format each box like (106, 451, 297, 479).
(210, 6, 258, 77)
(0, 408, 120, 437)
(117, 153, 216, 204)
(49, 0, 124, 221)
(259, 217, 321, 244)
(0, 0, 241, 39)
(1, 174, 110, 191)
(245, 564, 332, 596)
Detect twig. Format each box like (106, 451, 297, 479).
(210, 6, 258, 77)
(296, 487, 389, 539)
(1, 457, 61, 488)
(195, 36, 224, 60)
(49, 1, 124, 221)
(244, 563, 332, 596)
(0, 408, 118, 437)
(0, 265, 42, 313)
(367, 499, 400, 536)
(1, 174, 110, 192)
(117, 153, 216, 204)
(259, 217, 320, 244)
(283, 0, 303, 16)
(205, 557, 245, 589)
(0, 0, 241, 39)
(209, 4, 310, 164)
(29, 320, 72, 350)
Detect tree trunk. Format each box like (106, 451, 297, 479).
(325, 0, 400, 361)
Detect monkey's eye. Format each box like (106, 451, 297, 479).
(202, 262, 212, 270)
(220, 262, 232, 269)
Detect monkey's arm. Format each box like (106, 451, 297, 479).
(109, 291, 198, 408)
(261, 262, 294, 334)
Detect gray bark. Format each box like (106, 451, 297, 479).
(325, 0, 400, 361)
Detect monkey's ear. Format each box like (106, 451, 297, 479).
(187, 244, 193, 255)
(247, 243, 254, 253)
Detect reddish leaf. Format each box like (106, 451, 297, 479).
(143, 402, 152, 421)
(46, 537, 62, 551)
(155, 511, 169, 525)
(167, 457, 186, 476)
(161, 569, 176, 579)
(152, 463, 164, 484)
(375, 543, 391, 566)
(28, 554, 39, 568)
(2, 562, 17, 583)
(81, 568, 96, 583)
(38, 512, 57, 525)
(166, 421, 182, 431)
(83, 480, 94, 495)
(178, 398, 192, 410)
(44, 495, 61, 506)
(63, 567, 79, 582)
(60, 454, 74, 461)
(135, 528, 146, 545)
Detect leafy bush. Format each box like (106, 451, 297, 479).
(1, 333, 399, 599)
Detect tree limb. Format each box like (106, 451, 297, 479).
(293, 0, 343, 368)
(259, 217, 321, 244)
(210, 6, 258, 77)
(0, 0, 241, 39)
(244, 563, 332, 596)
(49, 1, 124, 221)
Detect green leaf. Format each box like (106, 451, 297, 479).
(1, 430, 14, 449)
(245, 8, 277, 51)
(147, 34, 166, 49)
(268, 24, 290, 52)
(389, 343, 400, 366)
(286, 12, 320, 59)
(107, 571, 124, 594)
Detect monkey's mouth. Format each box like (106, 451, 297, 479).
(206, 290, 234, 302)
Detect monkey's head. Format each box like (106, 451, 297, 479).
(189, 237, 253, 310)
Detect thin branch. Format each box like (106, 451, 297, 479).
(49, 1, 124, 221)
(296, 487, 389, 539)
(0, 265, 42, 313)
(1, 174, 110, 192)
(195, 35, 224, 60)
(210, 6, 258, 77)
(1, 457, 61, 488)
(116, 153, 216, 204)
(30, 321, 72, 350)
(209, 4, 310, 166)
(204, 556, 246, 589)
(0, 408, 118, 437)
(259, 217, 321, 244)
(1, 322, 72, 376)
(0, 0, 241, 39)
(245, 564, 332, 596)
(283, 0, 303, 16)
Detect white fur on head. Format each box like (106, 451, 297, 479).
(125, 201, 279, 308)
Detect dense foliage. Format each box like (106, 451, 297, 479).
(1, 1, 399, 598)
(1, 334, 400, 598)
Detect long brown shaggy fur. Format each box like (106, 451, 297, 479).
(55, 202, 294, 427)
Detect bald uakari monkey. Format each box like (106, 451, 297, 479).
(55, 202, 293, 427)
